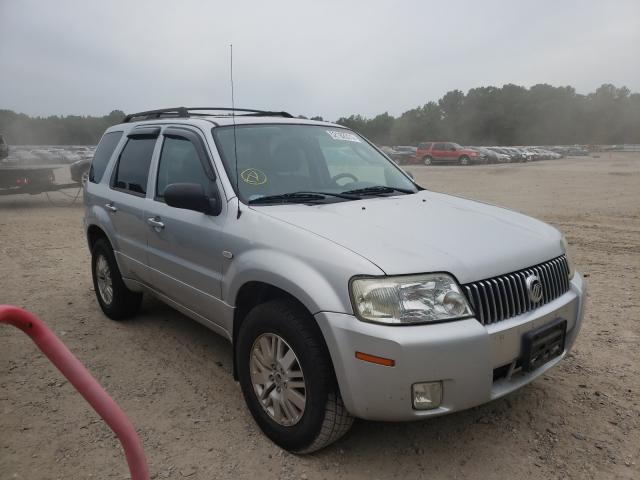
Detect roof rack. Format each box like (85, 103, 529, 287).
(122, 107, 294, 123)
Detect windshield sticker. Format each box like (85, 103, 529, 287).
(240, 168, 267, 185)
(326, 130, 361, 143)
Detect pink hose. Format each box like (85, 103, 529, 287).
(0, 305, 150, 480)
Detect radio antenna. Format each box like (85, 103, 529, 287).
(230, 43, 241, 218)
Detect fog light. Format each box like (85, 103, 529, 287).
(412, 381, 442, 410)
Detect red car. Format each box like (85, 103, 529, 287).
(416, 142, 486, 166)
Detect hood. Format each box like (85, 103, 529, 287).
(253, 191, 563, 284)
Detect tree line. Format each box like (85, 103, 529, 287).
(0, 110, 125, 145)
(1, 83, 638, 146)
(336, 84, 640, 146)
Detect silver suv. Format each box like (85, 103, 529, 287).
(84, 107, 586, 452)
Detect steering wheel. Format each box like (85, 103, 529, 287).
(332, 173, 358, 186)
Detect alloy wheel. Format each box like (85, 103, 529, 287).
(250, 333, 307, 426)
(95, 254, 113, 305)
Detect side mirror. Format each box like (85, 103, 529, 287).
(164, 183, 216, 214)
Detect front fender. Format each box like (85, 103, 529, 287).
(224, 248, 349, 315)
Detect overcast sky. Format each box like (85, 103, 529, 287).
(1, 0, 638, 120)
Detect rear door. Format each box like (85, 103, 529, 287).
(106, 127, 160, 284)
(432, 142, 447, 162)
(146, 126, 229, 331)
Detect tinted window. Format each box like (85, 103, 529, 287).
(433, 143, 446, 150)
(113, 137, 156, 195)
(418, 142, 431, 149)
(89, 131, 123, 183)
(156, 137, 207, 198)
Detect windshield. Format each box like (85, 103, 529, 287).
(213, 124, 417, 204)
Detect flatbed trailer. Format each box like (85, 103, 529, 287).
(0, 164, 81, 196)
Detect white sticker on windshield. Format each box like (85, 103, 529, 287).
(326, 130, 361, 143)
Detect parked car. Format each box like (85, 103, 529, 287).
(84, 107, 585, 453)
(70, 158, 91, 183)
(0, 134, 8, 160)
(486, 147, 514, 163)
(502, 147, 528, 162)
(390, 145, 417, 165)
(468, 147, 498, 163)
(416, 142, 486, 165)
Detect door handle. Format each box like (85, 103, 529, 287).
(146, 217, 165, 229)
(105, 203, 117, 213)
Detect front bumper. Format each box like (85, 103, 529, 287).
(316, 272, 586, 421)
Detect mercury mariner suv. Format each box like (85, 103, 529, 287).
(83, 107, 586, 453)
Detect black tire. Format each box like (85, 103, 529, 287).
(422, 155, 433, 166)
(237, 299, 353, 453)
(91, 238, 142, 320)
(459, 155, 470, 166)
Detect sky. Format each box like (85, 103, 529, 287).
(1, 0, 639, 121)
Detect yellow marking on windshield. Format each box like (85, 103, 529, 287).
(240, 168, 267, 185)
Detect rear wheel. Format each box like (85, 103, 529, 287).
(91, 238, 142, 320)
(459, 155, 470, 166)
(422, 155, 433, 166)
(237, 299, 353, 453)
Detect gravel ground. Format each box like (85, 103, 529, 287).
(1, 153, 638, 479)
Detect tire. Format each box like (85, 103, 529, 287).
(237, 299, 353, 453)
(459, 155, 470, 166)
(422, 156, 433, 166)
(91, 238, 142, 320)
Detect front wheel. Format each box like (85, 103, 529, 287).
(422, 155, 433, 166)
(459, 155, 470, 166)
(237, 299, 353, 453)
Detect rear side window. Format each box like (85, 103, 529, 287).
(156, 137, 208, 199)
(418, 142, 431, 149)
(89, 131, 123, 183)
(433, 143, 446, 150)
(113, 137, 156, 195)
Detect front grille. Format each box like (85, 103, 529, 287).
(462, 255, 571, 325)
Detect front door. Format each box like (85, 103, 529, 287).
(145, 127, 229, 331)
(432, 142, 447, 162)
(443, 143, 458, 163)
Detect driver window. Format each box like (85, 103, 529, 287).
(322, 145, 386, 187)
(156, 136, 207, 199)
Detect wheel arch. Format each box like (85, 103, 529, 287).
(230, 280, 335, 382)
(86, 224, 111, 251)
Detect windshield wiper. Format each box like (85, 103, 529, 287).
(341, 185, 414, 196)
(248, 191, 358, 205)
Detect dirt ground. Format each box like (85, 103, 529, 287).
(1, 153, 639, 480)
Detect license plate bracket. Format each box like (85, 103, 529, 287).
(521, 318, 567, 372)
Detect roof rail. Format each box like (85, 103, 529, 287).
(122, 107, 293, 123)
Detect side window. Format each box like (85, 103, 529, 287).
(113, 137, 156, 195)
(89, 131, 123, 183)
(433, 143, 445, 150)
(156, 136, 208, 199)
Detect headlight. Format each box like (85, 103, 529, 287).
(350, 274, 473, 325)
(561, 236, 575, 279)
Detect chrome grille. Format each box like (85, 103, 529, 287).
(462, 256, 571, 325)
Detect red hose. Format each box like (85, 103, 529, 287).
(0, 305, 150, 480)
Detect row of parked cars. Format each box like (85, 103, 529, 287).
(382, 143, 586, 166)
